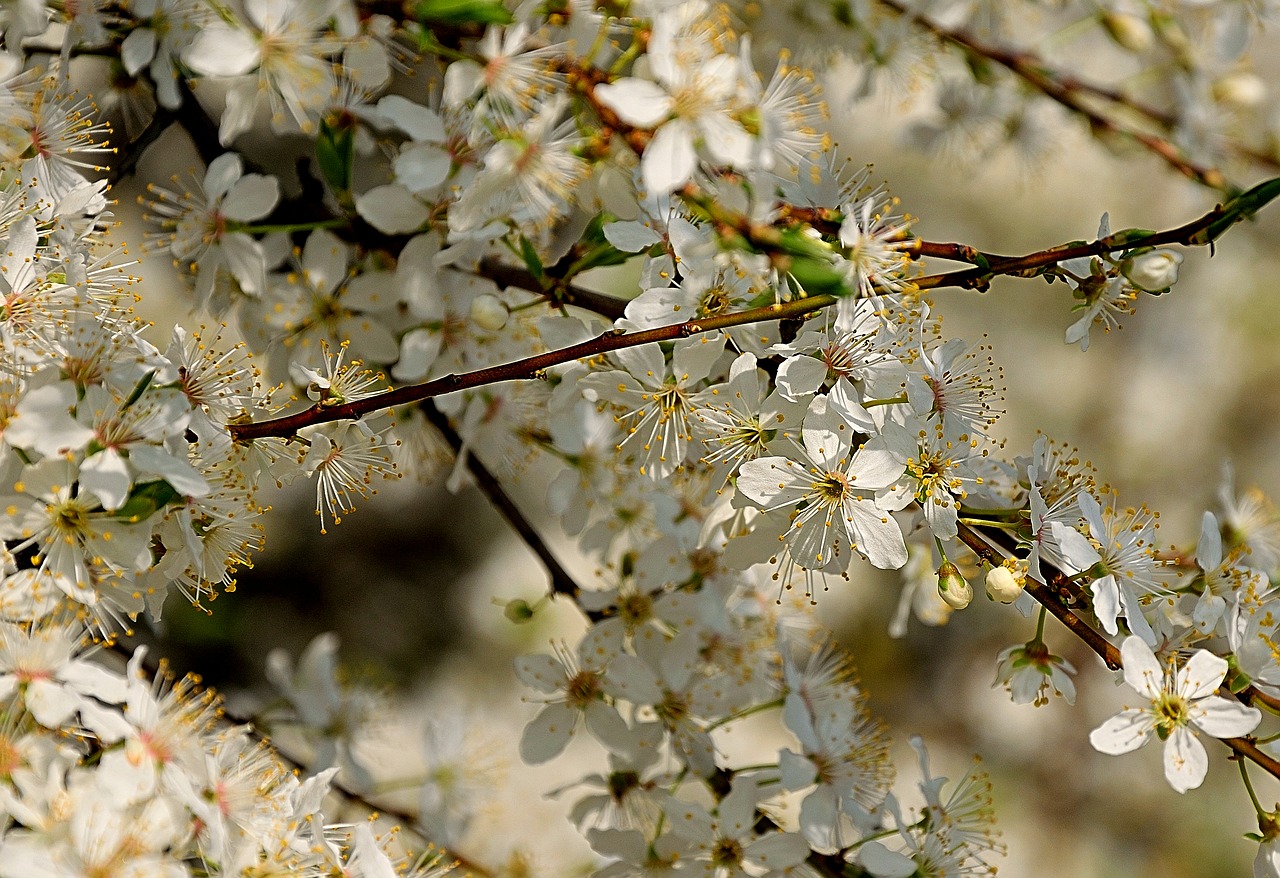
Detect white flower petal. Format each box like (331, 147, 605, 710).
(1089, 708, 1155, 755)
(595, 78, 673, 128)
(1192, 696, 1261, 739)
(1163, 726, 1208, 793)
(1120, 635, 1164, 699)
(356, 184, 431, 235)
(519, 702, 577, 764)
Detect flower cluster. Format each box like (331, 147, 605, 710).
(0, 0, 1279, 875)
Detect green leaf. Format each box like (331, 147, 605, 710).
(1103, 227, 1157, 247)
(519, 236, 545, 282)
(121, 370, 155, 411)
(788, 255, 849, 297)
(112, 479, 182, 523)
(412, 0, 514, 25)
(1188, 176, 1280, 246)
(316, 118, 355, 194)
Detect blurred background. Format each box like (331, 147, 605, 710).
(85, 10, 1280, 876)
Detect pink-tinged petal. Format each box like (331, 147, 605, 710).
(1177, 649, 1229, 700)
(519, 702, 577, 764)
(1191, 696, 1261, 738)
(513, 654, 564, 693)
(642, 120, 697, 194)
(1163, 726, 1208, 793)
(1089, 709, 1155, 755)
(1120, 636, 1164, 699)
(595, 79, 673, 128)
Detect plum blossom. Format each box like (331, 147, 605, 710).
(1089, 636, 1260, 793)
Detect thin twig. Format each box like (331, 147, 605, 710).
(418, 400, 583, 601)
(876, 0, 1243, 192)
(956, 521, 1280, 782)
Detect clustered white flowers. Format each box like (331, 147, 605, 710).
(1, 0, 1279, 875)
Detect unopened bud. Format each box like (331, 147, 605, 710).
(1101, 12, 1153, 53)
(470, 293, 510, 330)
(985, 564, 1025, 603)
(1122, 249, 1182, 292)
(937, 561, 972, 610)
(1213, 72, 1266, 108)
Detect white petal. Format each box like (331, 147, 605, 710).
(1163, 726, 1208, 793)
(1191, 696, 1261, 739)
(642, 120, 696, 194)
(1177, 649, 1229, 700)
(519, 702, 577, 764)
(221, 174, 280, 222)
(184, 27, 259, 76)
(1089, 709, 1155, 755)
(1120, 635, 1164, 699)
(377, 95, 444, 142)
(857, 841, 918, 878)
(595, 79, 673, 128)
(356, 185, 430, 235)
(513, 654, 564, 693)
(121, 28, 156, 76)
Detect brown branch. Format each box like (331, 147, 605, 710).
(228, 189, 1256, 442)
(876, 0, 1245, 192)
(956, 521, 1280, 783)
(418, 400, 582, 601)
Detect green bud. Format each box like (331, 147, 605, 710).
(937, 561, 972, 610)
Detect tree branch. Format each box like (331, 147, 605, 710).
(417, 400, 583, 601)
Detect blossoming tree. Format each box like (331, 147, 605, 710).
(1, 0, 1280, 876)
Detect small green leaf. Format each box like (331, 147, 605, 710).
(1188, 176, 1280, 246)
(316, 118, 355, 194)
(412, 0, 514, 25)
(121, 370, 155, 411)
(788, 255, 848, 297)
(112, 479, 182, 523)
(519, 236, 545, 282)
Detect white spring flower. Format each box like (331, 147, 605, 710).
(1090, 636, 1261, 793)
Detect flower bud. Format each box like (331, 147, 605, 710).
(470, 293, 510, 330)
(1101, 12, 1153, 53)
(985, 564, 1025, 603)
(1122, 249, 1182, 292)
(1213, 72, 1266, 109)
(937, 561, 972, 610)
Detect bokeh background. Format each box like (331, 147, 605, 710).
(84, 13, 1280, 877)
